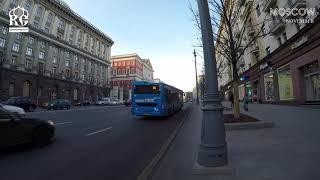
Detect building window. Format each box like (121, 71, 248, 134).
(53, 56, 57, 64)
(10, 56, 17, 65)
(33, 21, 39, 28)
(39, 51, 45, 60)
(265, 46, 271, 55)
(16, 33, 22, 40)
(256, 4, 261, 17)
(9, 83, 14, 96)
(44, 27, 50, 33)
(0, 38, 5, 47)
(283, 32, 287, 41)
(277, 37, 282, 46)
(73, 88, 78, 100)
(277, 64, 294, 100)
(51, 67, 57, 75)
(1, 26, 8, 35)
(46, 13, 53, 26)
(35, 6, 43, 19)
(39, 41, 45, 49)
(58, 19, 65, 30)
(81, 74, 85, 80)
(23, 81, 30, 97)
(26, 47, 33, 56)
(25, 59, 32, 69)
(65, 60, 70, 67)
(12, 43, 20, 52)
(65, 69, 70, 78)
(264, 72, 275, 101)
(261, 23, 266, 36)
(28, 36, 34, 44)
(303, 62, 320, 101)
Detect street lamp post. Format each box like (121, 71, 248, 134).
(193, 49, 199, 105)
(196, 0, 228, 167)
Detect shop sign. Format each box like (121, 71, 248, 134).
(291, 36, 308, 49)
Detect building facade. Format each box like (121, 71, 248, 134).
(217, 0, 320, 105)
(0, 0, 113, 104)
(110, 54, 154, 100)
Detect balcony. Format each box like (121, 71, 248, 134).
(263, 0, 278, 12)
(269, 17, 286, 35)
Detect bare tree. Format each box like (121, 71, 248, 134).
(190, 0, 271, 118)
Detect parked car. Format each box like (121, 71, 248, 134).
(0, 107, 55, 148)
(4, 97, 37, 112)
(47, 99, 71, 110)
(73, 100, 91, 106)
(110, 99, 120, 105)
(0, 103, 26, 117)
(124, 100, 131, 106)
(81, 100, 91, 106)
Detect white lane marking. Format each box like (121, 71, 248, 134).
(85, 127, 112, 136)
(55, 121, 73, 125)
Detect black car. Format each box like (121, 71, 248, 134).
(0, 107, 55, 148)
(47, 99, 71, 110)
(5, 97, 37, 112)
(73, 100, 90, 106)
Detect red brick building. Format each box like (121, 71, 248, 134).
(110, 54, 154, 100)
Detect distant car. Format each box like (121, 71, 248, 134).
(81, 100, 91, 106)
(124, 100, 131, 106)
(73, 100, 91, 106)
(0, 107, 55, 148)
(0, 103, 26, 117)
(4, 97, 37, 112)
(47, 99, 71, 110)
(110, 99, 120, 105)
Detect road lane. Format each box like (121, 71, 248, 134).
(0, 104, 192, 180)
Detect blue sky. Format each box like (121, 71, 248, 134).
(64, 0, 202, 92)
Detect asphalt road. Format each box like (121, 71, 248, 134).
(0, 104, 192, 180)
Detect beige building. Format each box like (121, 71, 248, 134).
(217, 0, 320, 104)
(0, 0, 113, 103)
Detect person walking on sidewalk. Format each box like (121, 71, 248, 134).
(243, 95, 249, 111)
(229, 92, 234, 109)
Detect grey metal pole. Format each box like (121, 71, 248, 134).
(193, 49, 199, 104)
(196, 0, 228, 167)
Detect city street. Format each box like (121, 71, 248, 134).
(0, 104, 192, 180)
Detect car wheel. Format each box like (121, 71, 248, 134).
(33, 126, 54, 147)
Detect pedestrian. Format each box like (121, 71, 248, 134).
(243, 95, 249, 111)
(229, 92, 234, 109)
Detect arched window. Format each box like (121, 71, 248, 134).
(23, 81, 30, 97)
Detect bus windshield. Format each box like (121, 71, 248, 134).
(134, 85, 160, 94)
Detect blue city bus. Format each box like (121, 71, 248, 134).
(131, 81, 184, 117)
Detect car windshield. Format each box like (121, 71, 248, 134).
(5, 97, 16, 104)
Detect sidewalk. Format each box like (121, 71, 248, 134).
(152, 102, 320, 180)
